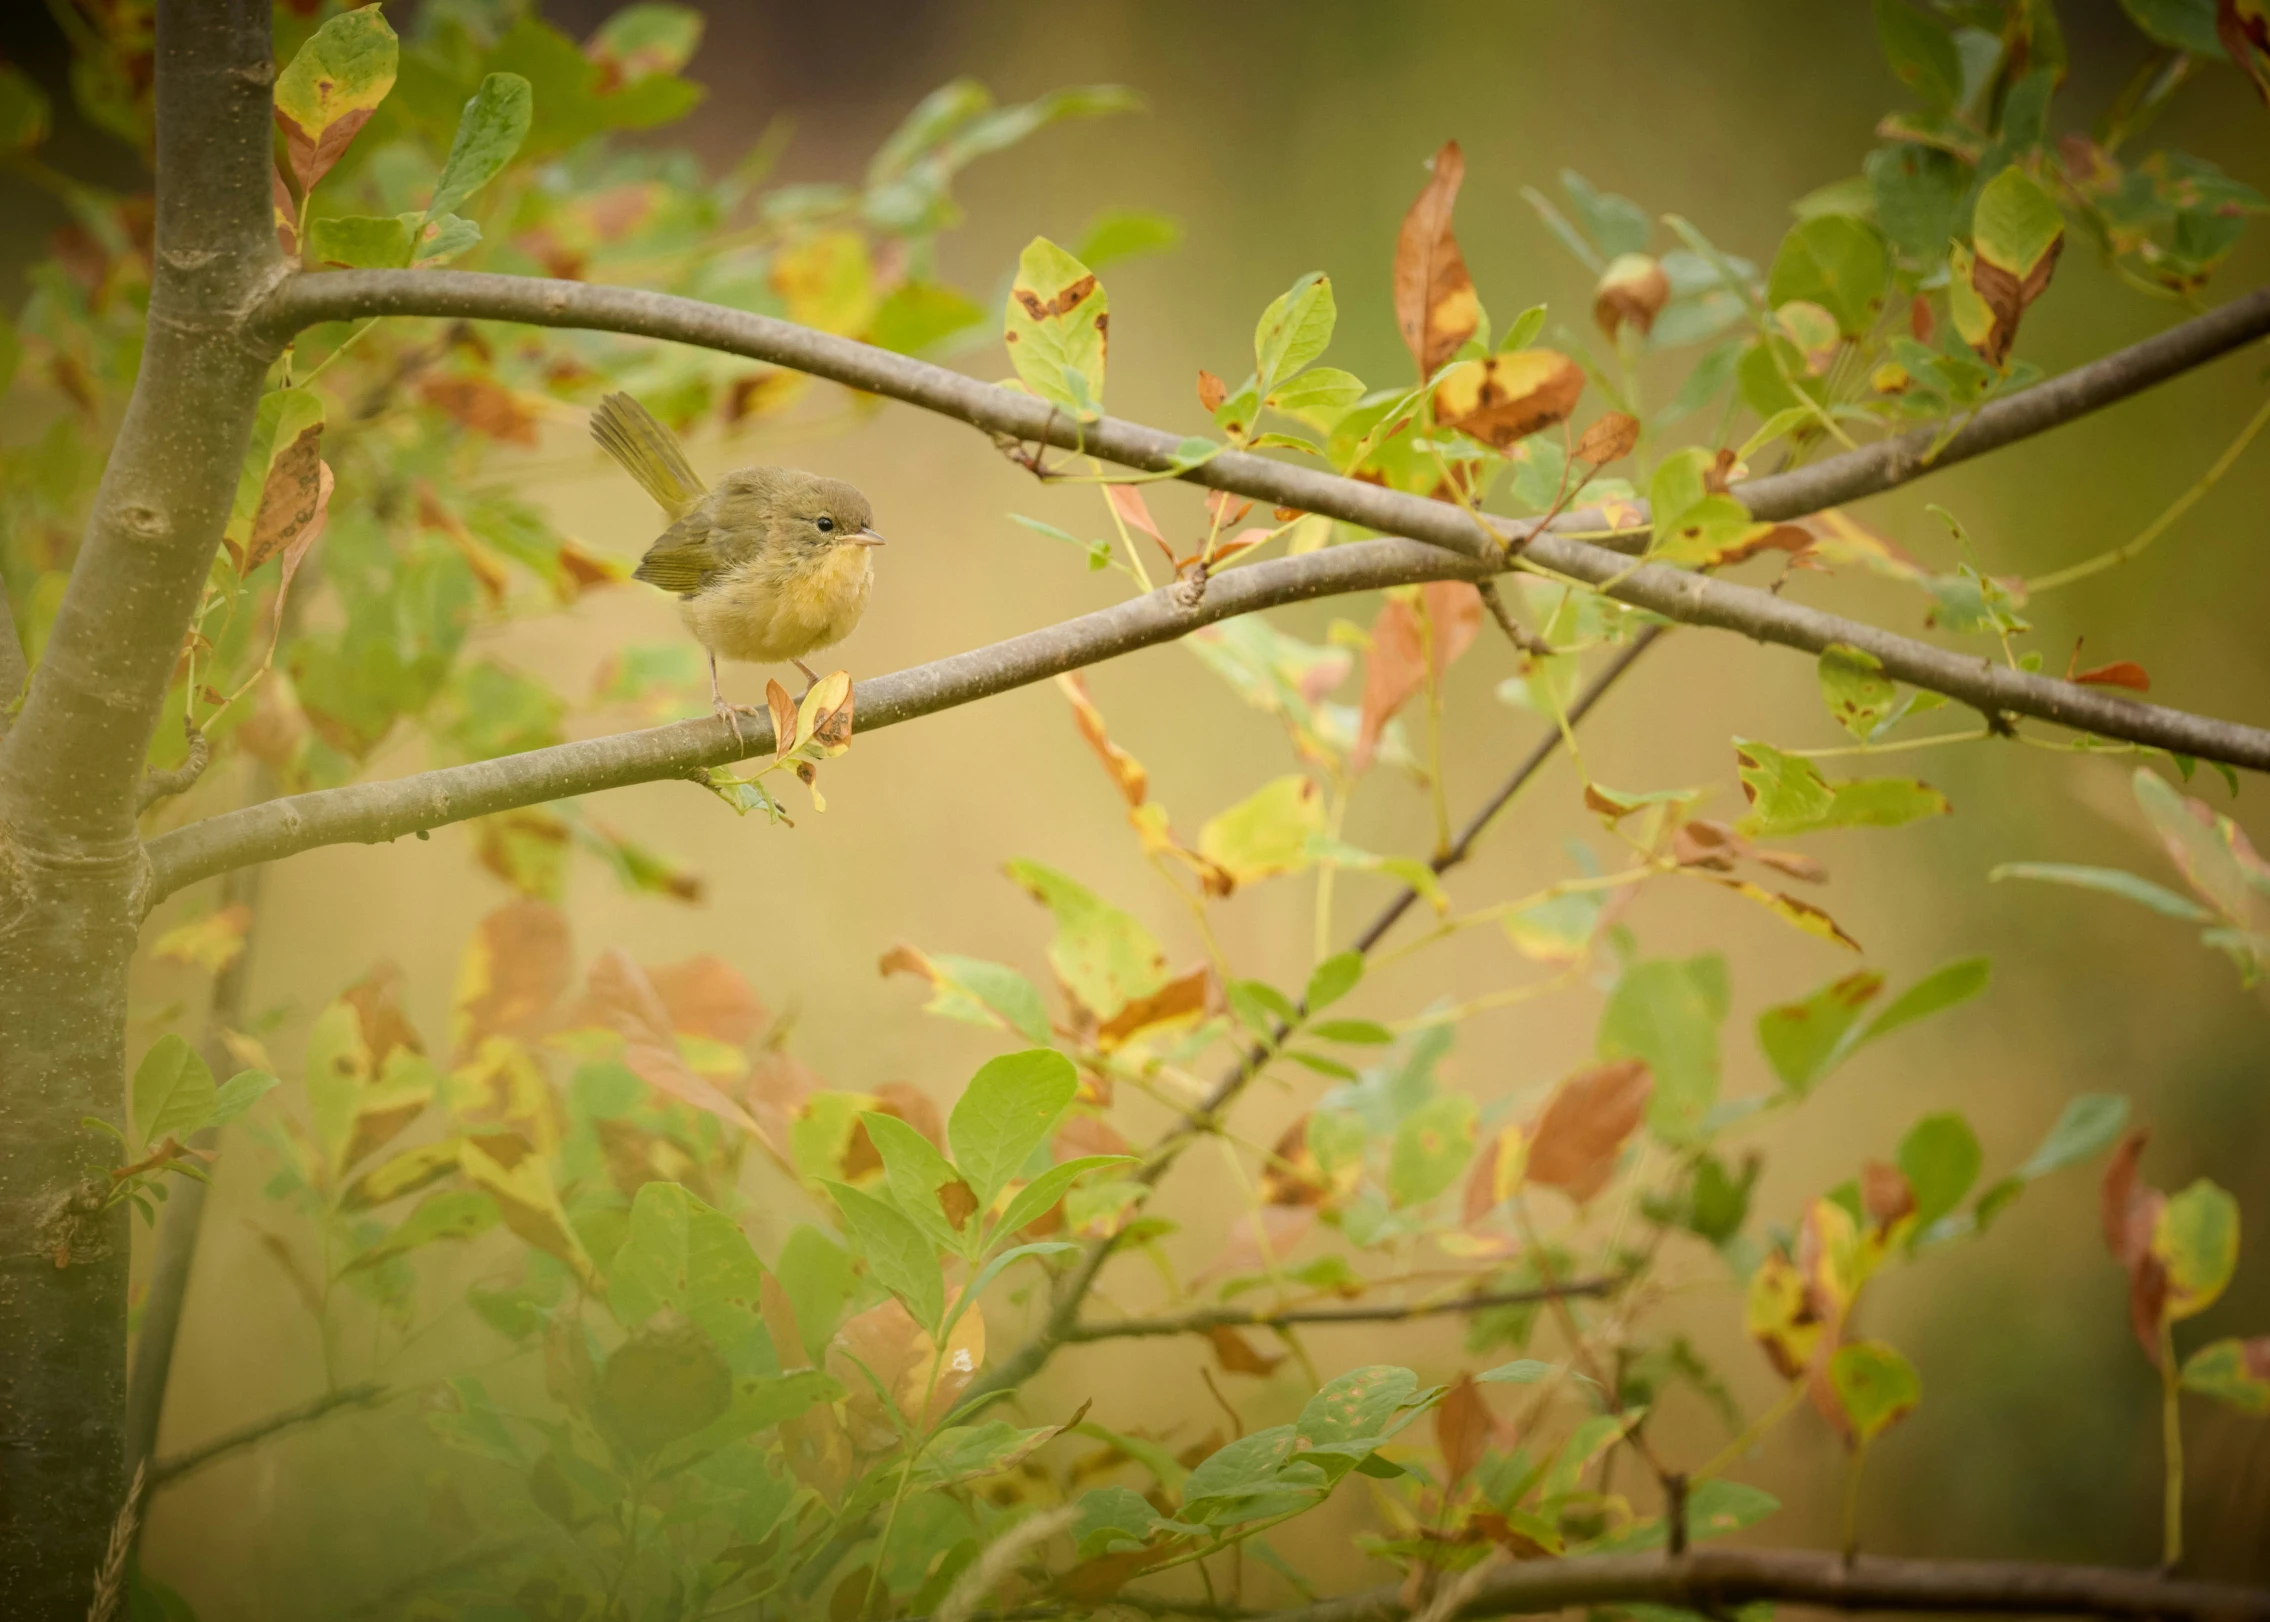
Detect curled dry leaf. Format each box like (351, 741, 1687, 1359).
(2101, 1127, 2169, 1360)
(1593, 253, 1670, 340)
(1393, 140, 1480, 377)
(245, 424, 329, 573)
(766, 681, 797, 760)
(1059, 671, 1149, 807)
(1575, 411, 1641, 467)
(1432, 350, 1586, 450)
(1207, 1324, 1286, 1377)
(2072, 660, 2150, 693)
(1525, 1059, 1652, 1204)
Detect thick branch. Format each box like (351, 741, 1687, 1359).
(1252, 1549, 2270, 1622)
(147, 509, 2270, 904)
(258, 271, 2270, 559)
(1063, 1277, 1621, 1343)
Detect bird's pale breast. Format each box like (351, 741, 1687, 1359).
(682, 544, 874, 665)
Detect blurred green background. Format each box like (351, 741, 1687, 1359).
(6, 0, 2268, 1611)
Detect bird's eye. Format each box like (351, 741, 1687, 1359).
(814, 515, 835, 533)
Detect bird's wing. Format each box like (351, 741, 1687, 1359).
(632, 512, 737, 593)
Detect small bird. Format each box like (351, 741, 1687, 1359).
(589, 392, 885, 734)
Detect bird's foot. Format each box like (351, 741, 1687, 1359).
(712, 695, 761, 751)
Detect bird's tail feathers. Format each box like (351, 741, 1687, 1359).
(590, 392, 706, 518)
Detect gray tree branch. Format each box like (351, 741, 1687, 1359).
(1062, 1276, 1622, 1343)
(1247, 1548, 2270, 1622)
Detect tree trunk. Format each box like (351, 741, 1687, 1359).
(0, 2, 279, 1613)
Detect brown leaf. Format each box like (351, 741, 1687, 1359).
(1258, 1115, 1327, 1208)
(647, 956, 769, 1047)
(827, 1298, 984, 1449)
(276, 104, 377, 195)
(1575, 411, 1641, 466)
(1096, 964, 1211, 1049)
(1394, 141, 1480, 376)
(871, 1081, 946, 1151)
(1354, 583, 1483, 772)
(420, 376, 539, 447)
(1196, 369, 1228, 413)
(1432, 350, 1585, 450)
(1861, 1160, 1916, 1231)
(1434, 1372, 1492, 1486)
(1966, 236, 2062, 369)
(2101, 1128, 2153, 1258)
(1056, 1114, 1134, 1160)
(344, 961, 424, 1067)
(766, 680, 798, 759)
(595, 1116, 707, 1203)
(1711, 880, 1864, 953)
(938, 1178, 981, 1232)
(1059, 671, 1149, 808)
(245, 424, 328, 573)
(2072, 660, 2150, 693)
(1752, 848, 1828, 884)
(581, 949, 778, 1150)
(2223, 0, 2270, 104)
(453, 900, 573, 1057)
(1207, 1324, 1286, 1377)
(1593, 254, 1671, 340)
(1105, 482, 1175, 568)
(1672, 819, 1742, 872)
(1525, 1059, 1652, 1204)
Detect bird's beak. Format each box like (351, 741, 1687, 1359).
(849, 526, 887, 547)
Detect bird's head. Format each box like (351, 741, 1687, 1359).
(722, 467, 886, 559)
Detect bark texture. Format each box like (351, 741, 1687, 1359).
(0, 2, 281, 1614)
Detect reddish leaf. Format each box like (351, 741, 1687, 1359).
(581, 949, 777, 1151)
(1393, 141, 1480, 376)
(766, 680, 798, 760)
(1861, 1160, 1916, 1230)
(1196, 369, 1228, 413)
(871, 1081, 947, 1151)
(2072, 660, 2150, 693)
(1059, 671, 1148, 808)
(647, 956, 768, 1046)
(1105, 483, 1174, 566)
(1354, 582, 1482, 772)
(1576, 411, 1641, 466)
(420, 376, 539, 447)
(2101, 1128, 2169, 1363)
(453, 900, 573, 1056)
(1434, 1372, 1492, 1486)
(1526, 1059, 1652, 1204)
(1207, 1324, 1285, 1376)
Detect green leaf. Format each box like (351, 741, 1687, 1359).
(273, 4, 399, 192)
(947, 1049, 1079, 1208)
(0, 62, 52, 155)
(305, 215, 414, 269)
(1818, 645, 1896, 741)
(1828, 1339, 1920, 1444)
(207, 1070, 280, 1129)
(1003, 237, 1108, 416)
(1388, 1094, 1477, 1208)
(1861, 957, 1989, 1045)
(1866, 142, 1969, 262)
(2014, 1094, 2131, 1180)
(1076, 208, 1183, 268)
(1766, 215, 1889, 338)
(428, 72, 533, 221)
(993, 1154, 1137, 1240)
(1601, 956, 1729, 1142)
(1972, 166, 2064, 281)
(133, 1035, 216, 1148)
(410, 212, 481, 265)
(1311, 1019, 1394, 1045)
(2180, 1337, 2270, 1415)
(949, 1241, 1078, 1338)
(774, 1225, 857, 1363)
(1757, 970, 1884, 1096)
(1004, 860, 1168, 1022)
(1254, 272, 1337, 394)
(869, 281, 984, 357)
(1734, 740, 1949, 838)
(1895, 1113, 1981, 1232)
(344, 1189, 498, 1273)
(1306, 952, 1364, 1011)
(1229, 978, 1300, 1032)
(1182, 1424, 1304, 1524)
(1988, 863, 2214, 922)
(1874, 0, 1965, 110)
(826, 1181, 943, 1331)
(2115, 0, 2224, 53)
(1201, 775, 1324, 886)
(1297, 1365, 1420, 1446)
(1267, 367, 1367, 430)
(610, 1183, 771, 1365)
(862, 1110, 978, 1252)
(1072, 1485, 1173, 1558)
(2154, 1179, 2239, 1320)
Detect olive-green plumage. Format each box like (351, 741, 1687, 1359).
(590, 393, 885, 718)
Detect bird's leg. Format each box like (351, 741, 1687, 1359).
(791, 656, 822, 699)
(708, 651, 746, 750)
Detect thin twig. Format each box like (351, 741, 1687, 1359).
(146, 1380, 396, 1490)
(136, 720, 210, 812)
(1063, 1278, 1623, 1342)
